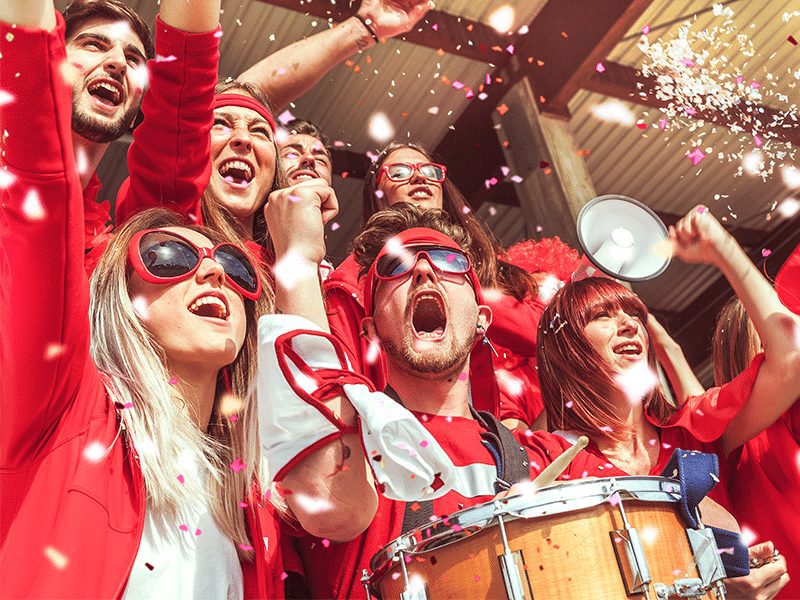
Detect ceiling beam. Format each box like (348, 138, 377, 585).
(583, 61, 800, 147)
(253, 0, 509, 63)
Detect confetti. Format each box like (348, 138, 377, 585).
(595, 62, 606, 73)
(177, 474, 185, 484)
(21, 189, 45, 221)
(168, 376, 178, 385)
(687, 148, 705, 165)
(0, 90, 14, 107)
(365, 336, 381, 365)
(321, 538, 331, 548)
(488, 5, 515, 34)
(273, 251, 318, 290)
(761, 248, 772, 258)
(789, 35, 798, 46)
(131, 296, 149, 320)
(292, 492, 334, 514)
(43, 546, 68, 570)
(777, 198, 800, 218)
(614, 361, 658, 404)
(591, 99, 636, 126)
(44, 342, 66, 360)
(179, 524, 189, 532)
(155, 54, 177, 63)
(239, 544, 254, 551)
(145, 562, 155, 571)
(496, 103, 509, 116)
(219, 392, 243, 417)
(278, 110, 295, 126)
(83, 441, 107, 463)
(367, 112, 394, 143)
(641, 25, 651, 35)
(195, 529, 202, 536)
(230, 458, 246, 473)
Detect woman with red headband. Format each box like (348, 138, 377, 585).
(0, 2, 280, 597)
(325, 141, 542, 413)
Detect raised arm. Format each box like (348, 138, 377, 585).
(669, 207, 800, 455)
(647, 313, 705, 404)
(0, 5, 90, 465)
(114, 0, 221, 225)
(238, 0, 433, 111)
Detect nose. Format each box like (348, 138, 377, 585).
(196, 255, 226, 288)
(298, 150, 316, 169)
(409, 166, 426, 184)
(103, 45, 127, 78)
(617, 313, 639, 335)
(230, 127, 253, 153)
(412, 255, 439, 285)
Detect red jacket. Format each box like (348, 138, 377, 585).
(0, 15, 275, 599)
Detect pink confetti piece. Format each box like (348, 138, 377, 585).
(177, 474, 185, 484)
(420, 440, 429, 448)
(278, 109, 295, 125)
(230, 458, 246, 473)
(213, 30, 223, 39)
(280, 571, 289, 581)
(696, 206, 707, 214)
(195, 529, 202, 536)
(458, 372, 468, 381)
(321, 539, 330, 548)
(680, 58, 696, 67)
(230, 415, 238, 423)
(750, 81, 760, 89)
(239, 501, 248, 508)
(331, 222, 340, 231)
(754, 134, 763, 147)
(465, 88, 474, 99)
(432, 23, 438, 31)
(179, 524, 189, 532)
(687, 148, 705, 165)
(607, 492, 621, 506)
(761, 248, 772, 257)
(239, 544, 254, 551)
(595, 62, 606, 73)
(451, 80, 464, 90)
(659, 118, 668, 130)
(168, 376, 178, 385)
(505, 44, 515, 55)
(641, 25, 650, 35)
(735, 75, 745, 85)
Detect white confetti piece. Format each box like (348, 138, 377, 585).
(0, 89, 14, 107)
(43, 546, 68, 570)
(488, 5, 515, 34)
(83, 441, 107, 463)
(0, 169, 16, 189)
(591, 99, 636, 126)
(131, 296, 150, 320)
(21, 189, 45, 221)
(613, 361, 658, 405)
(367, 112, 394, 143)
(272, 251, 317, 291)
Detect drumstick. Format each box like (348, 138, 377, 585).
(531, 436, 589, 489)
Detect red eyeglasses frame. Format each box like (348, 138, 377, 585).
(376, 162, 447, 186)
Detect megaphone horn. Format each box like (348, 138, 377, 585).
(576, 195, 671, 282)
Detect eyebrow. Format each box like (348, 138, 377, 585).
(72, 32, 147, 64)
(283, 141, 331, 158)
(215, 110, 271, 129)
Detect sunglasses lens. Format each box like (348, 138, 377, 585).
(215, 245, 259, 294)
(385, 164, 413, 181)
(139, 232, 199, 278)
(427, 249, 469, 273)
(420, 164, 445, 181)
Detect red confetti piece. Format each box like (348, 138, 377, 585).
(696, 206, 707, 214)
(371, 454, 383, 462)
(789, 35, 798, 45)
(230, 458, 246, 473)
(636, 121, 647, 129)
(496, 103, 509, 116)
(145, 562, 155, 571)
(431, 473, 444, 491)
(539, 161, 550, 169)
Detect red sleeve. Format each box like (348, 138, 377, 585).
(660, 353, 765, 442)
(485, 294, 545, 356)
(0, 15, 92, 467)
(325, 287, 366, 374)
(114, 16, 220, 225)
(497, 356, 544, 426)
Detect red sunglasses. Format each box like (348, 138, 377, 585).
(377, 162, 447, 186)
(128, 229, 262, 301)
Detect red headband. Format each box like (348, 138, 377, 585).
(214, 93, 276, 132)
(363, 227, 483, 315)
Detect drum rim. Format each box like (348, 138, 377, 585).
(367, 475, 681, 579)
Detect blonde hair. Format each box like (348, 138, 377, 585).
(89, 208, 273, 559)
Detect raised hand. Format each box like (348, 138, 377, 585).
(669, 205, 734, 266)
(357, 0, 435, 41)
(265, 178, 339, 265)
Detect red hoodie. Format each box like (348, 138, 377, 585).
(0, 14, 276, 599)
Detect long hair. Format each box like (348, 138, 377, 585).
(362, 141, 535, 301)
(202, 80, 288, 249)
(89, 208, 273, 560)
(712, 296, 760, 386)
(537, 277, 675, 443)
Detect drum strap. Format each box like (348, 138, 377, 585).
(660, 448, 750, 577)
(385, 384, 530, 534)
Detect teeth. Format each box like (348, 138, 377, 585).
(189, 296, 228, 318)
(615, 344, 640, 354)
(410, 189, 430, 198)
(219, 160, 253, 180)
(415, 292, 444, 310)
(88, 81, 120, 100)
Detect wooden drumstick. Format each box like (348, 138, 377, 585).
(531, 436, 589, 489)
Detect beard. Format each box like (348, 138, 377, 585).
(71, 89, 138, 144)
(376, 319, 474, 380)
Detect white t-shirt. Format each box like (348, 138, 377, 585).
(123, 485, 243, 599)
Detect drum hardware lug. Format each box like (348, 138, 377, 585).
(653, 578, 704, 599)
(397, 549, 428, 600)
(687, 510, 727, 600)
(493, 503, 532, 600)
(361, 569, 374, 600)
(609, 495, 652, 597)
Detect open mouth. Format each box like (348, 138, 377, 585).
(87, 78, 122, 107)
(218, 158, 255, 188)
(188, 294, 229, 321)
(408, 186, 433, 200)
(289, 168, 318, 182)
(613, 341, 642, 356)
(411, 291, 447, 339)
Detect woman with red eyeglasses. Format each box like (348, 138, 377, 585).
(0, 4, 281, 597)
(324, 141, 544, 417)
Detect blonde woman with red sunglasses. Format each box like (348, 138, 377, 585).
(0, 2, 280, 598)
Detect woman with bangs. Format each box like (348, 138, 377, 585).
(0, 1, 284, 597)
(324, 141, 543, 412)
(525, 207, 800, 514)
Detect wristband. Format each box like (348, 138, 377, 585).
(354, 13, 380, 43)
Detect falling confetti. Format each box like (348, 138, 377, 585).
(687, 148, 705, 166)
(21, 189, 45, 221)
(83, 441, 107, 463)
(230, 458, 246, 473)
(488, 5, 515, 34)
(44, 546, 68, 570)
(292, 492, 334, 514)
(367, 112, 394, 143)
(614, 361, 658, 404)
(591, 99, 636, 126)
(273, 251, 318, 291)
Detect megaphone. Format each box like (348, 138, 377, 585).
(576, 195, 670, 282)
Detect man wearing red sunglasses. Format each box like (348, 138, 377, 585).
(259, 197, 555, 599)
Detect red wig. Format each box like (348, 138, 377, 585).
(537, 277, 675, 442)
